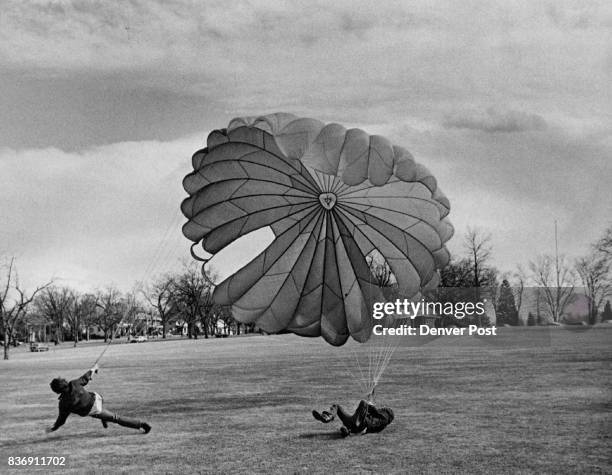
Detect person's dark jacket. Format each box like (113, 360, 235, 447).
(51, 371, 96, 430)
(364, 405, 394, 433)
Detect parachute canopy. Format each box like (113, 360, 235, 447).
(181, 113, 453, 346)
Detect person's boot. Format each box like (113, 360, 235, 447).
(141, 422, 151, 434)
(113, 414, 144, 430)
(312, 410, 334, 423)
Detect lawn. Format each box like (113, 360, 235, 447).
(1, 327, 611, 474)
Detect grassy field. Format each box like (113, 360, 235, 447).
(1, 327, 611, 474)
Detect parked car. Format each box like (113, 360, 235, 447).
(129, 335, 148, 343)
(30, 342, 49, 352)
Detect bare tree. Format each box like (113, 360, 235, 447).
(464, 227, 493, 288)
(439, 258, 473, 287)
(35, 286, 73, 344)
(143, 274, 178, 339)
(216, 305, 236, 335)
(576, 257, 609, 323)
(64, 290, 78, 345)
(595, 224, 612, 258)
(118, 291, 142, 336)
(528, 254, 576, 323)
(436, 229, 497, 327)
(95, 287, 124, 342)
(366, 252, 395, 288)
(81, 294, 99, 341)
(65, 292, 97, 347)
(1, 258, 51, 360)
(200, 289, 216, 337)
(571, 225, 612, 324)
(24, 309, 50, 344)
(173, 262, 215, 339)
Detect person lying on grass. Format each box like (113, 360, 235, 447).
(312, 389, 394, 437)
(46, 363, 151, 435)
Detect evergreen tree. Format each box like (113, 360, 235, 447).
(496, 279, 519, 326)
(527, 312, 536, 326)
(601, 300, 612, 322)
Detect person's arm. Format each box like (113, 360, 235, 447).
(75, 364, 99, 386)
(46, 408, 69, 433)
(366, 386, 376, 404)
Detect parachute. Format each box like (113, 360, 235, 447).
(181, 113, 453, 348)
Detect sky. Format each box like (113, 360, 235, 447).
(1, 0, 611, 292)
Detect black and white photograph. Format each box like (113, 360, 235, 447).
(1, 1, 611, 473)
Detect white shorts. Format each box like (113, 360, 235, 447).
(88, 392, 104, 416)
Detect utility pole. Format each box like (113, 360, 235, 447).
(554, 220, 560, 321)
(555, 220, 559, 283)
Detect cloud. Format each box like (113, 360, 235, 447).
(0, 135, 205, 291)
(1, 1, 609, 148)
(2, 2, 609, 104)
(442, 107, 547, 133)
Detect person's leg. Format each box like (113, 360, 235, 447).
(352, 400, 369, 431)
(90, 409, 116, 425)
(91, 409, 150, 433)
(335, 404, 356, 432)
(335, 400, 369, 433)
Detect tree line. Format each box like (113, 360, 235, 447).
(438, 224, 612, 327)
(368, 224, 612, 327)
(1, 261, 252, 360)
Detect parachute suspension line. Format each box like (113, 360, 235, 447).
(92, 317, 126, 367)
(340, 341, 399, 399)
(374, 347, 389, 386)
(340, 355, 368, 395)
(351, 346, 370, 395)
(92, 293, 148, 368)
(140, 207, 183, 285)
(370, 339, 399, 390)
(368, 347, 373, 393)
(341, 345, 375, 396)
(334, 327, 401, 397)
(92, 325, 120, 368)
(368, 345, 384, 396)
(93, 339, 113, 367)
(358, 332, 401, 397)
(152, 209, 186, 278)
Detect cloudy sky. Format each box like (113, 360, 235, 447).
(1, 0, 610, 292)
